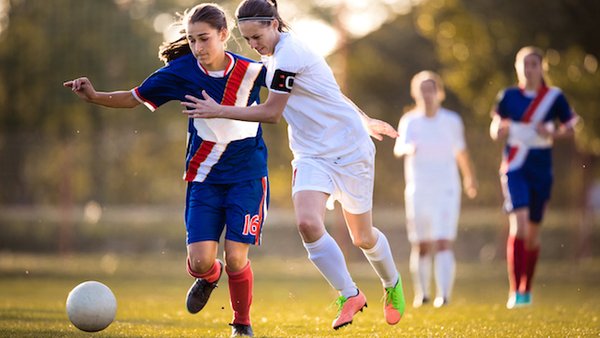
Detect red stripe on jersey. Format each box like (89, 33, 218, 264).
(221, 59, 250, 106)
(255, 176, 268, 245)
(184, 141, 216, 182)
(134, 87, 158, 110)
(501, 146, 518, 173)
(521, 85, 549, 122)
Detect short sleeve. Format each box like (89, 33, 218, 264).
(451, 114, 466, 153)
(552, 92, 575, 125)
(133, 68, 182, 111)
(493, 89, 508, 118)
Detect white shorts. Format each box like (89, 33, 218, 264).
(405, 186, 461, 243)
(291, 144, 375, 214)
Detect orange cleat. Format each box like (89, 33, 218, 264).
(332, 290, 367, 330)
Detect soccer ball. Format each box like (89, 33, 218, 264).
(66, 281, 117, 332)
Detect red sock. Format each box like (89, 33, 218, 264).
(227, 261, 253, 326)
(523, 247, 540, 292)
(506, 236, 526, 293)
(187, 258, 222, 283)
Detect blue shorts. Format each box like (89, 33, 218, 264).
(501, 166, 552, 223)
(185, 176, 269, 245)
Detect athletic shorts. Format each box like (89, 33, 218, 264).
(185, 176, 269, 245)
(501, 167, 552, 223)
(405, 187, 461, 243)
(291, 143, 375, 215)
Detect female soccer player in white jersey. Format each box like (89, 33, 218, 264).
(64, 4, 267, 336)
(181, 0, 406, 330)
(394, 71, 477, 309)
(490, 46, 577, 309)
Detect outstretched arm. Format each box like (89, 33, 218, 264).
(343, 95, 398, 141)
(63, 77, 139, 109)
(181, 90, 288, 124)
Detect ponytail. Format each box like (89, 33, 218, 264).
(158, 35, 192, 64)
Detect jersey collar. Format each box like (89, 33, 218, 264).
(197, 52, 235, 78)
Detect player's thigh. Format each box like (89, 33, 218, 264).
(502, 170, 530, 212)
(431, 189, 461, 241)
(528, 170, 553, 223)
(291, 157, 334, 198)
(333, 151, 374, 215)
(224, 176, 269, 246)
(185, 182, 226, 245)
(405, 191, 434, 243)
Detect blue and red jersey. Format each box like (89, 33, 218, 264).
(494, 85, 576, 174)
(132, 52, 267, 184)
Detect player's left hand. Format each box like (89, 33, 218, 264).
(181, 91, 223, 118)
(367, 118, 399, 141)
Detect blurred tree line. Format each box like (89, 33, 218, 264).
(0, 0, 598, 213)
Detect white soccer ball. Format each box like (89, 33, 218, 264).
(66, 281, 117, 332)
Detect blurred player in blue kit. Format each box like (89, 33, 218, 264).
(394, 71, 478, 309)
(181, 0, 406, 330)
(489, 46, 577, 309)
(64, 3, 267, 336)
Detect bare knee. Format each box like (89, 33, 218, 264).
(416, 242, 433, 256)
(435, 239, 453, 252)
(224, 250, 248, 272)
(188, 254, 215, 274)
(297, 216, 325, 243)
(351, 229, 377, 249)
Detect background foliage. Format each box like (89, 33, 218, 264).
(0, 0, 598, 211)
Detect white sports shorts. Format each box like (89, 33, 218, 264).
(291, 144, 375, 215)
(405, 186, 461, 243)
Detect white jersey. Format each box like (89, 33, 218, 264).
(395, 107, 465, 193)
(262, 32, 371, 159)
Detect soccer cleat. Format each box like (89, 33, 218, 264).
(332, 289, 367, 330)
(186, 259, 224, 314)
(515, 292, 532, 307)
(413, 296, 430, 308)
(506, 292, 531, 309)
(230, 323, 254, 337)
(384, 278, 406, 325)
(433, 297, 448, 308)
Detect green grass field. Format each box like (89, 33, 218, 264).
(0, 252, 599, 337)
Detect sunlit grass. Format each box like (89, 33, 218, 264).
(0, 253, 599, 337)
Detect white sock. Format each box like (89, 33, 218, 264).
(410, 247, 432, 299)
(434, 250, 455, 300)
(361, 228, 399, 288)
(303, 232, 357, 298)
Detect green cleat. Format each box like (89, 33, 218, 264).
(384, 278, 406, 325)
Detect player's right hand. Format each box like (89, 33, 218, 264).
(63, 77, 97, 102)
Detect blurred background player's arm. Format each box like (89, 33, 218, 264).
(456, 149, 478, 199)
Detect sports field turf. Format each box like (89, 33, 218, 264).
(0, 253, 598, 337)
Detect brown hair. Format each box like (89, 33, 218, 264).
(236, 0, 289, 32)
(158, 3, 230, 63)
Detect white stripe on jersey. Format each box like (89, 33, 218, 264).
(194, 62, 263, 144)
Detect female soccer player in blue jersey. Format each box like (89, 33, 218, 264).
(64, 4, 266, 336)
(489, 46, 577, 309)
(181, 0, 406, 330)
